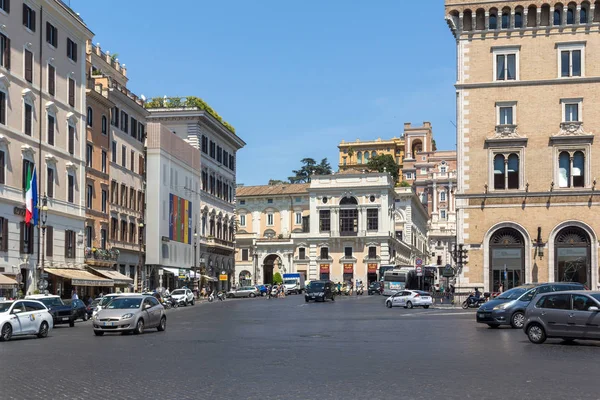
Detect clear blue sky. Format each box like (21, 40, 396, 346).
(71, 0, 456, 186)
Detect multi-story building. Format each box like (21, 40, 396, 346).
(145, 122, 205, 291)
(446, 0, 600, 291)
(235, 172, 429, 286)
(88, 44, 148, 291)
(338, 137, 405, 176)
(0, 1, 93, 296)
(146, 97, 245, 290)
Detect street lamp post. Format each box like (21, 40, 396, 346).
(253, 250, 258, 285)
(39, 194, 48, 292)
(137, 222, 144, 292)
(193, 228, 198, 291)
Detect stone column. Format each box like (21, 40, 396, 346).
(485, 11, 490, 30)
(458, 12, 464, 31)
(576, 6, 581, 25)
(511, 11, 515, 28)
(432, 182, 437, 215)
(523, 9, 528, 27)
(537, 8, 541, 26)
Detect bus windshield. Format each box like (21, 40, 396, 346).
(382, 271, 407, 295)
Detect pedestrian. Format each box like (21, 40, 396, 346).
(498, 283, 504, 294)
(71, 289, 79, 300)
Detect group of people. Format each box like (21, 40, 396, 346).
(268, 283, 286, 298)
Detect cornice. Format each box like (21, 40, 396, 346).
(456, 76, 600, 90)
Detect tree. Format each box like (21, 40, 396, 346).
(268, 179, 287, 185)
(367, 154, 399, 182)
(273, 272, 283, 284)
(289, 158, 332, 183)
(399, 180, 411, 187)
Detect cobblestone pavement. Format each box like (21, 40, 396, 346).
(1, 294, 599, 400)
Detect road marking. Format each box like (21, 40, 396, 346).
(401, 311, 474, 317)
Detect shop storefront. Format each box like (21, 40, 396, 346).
(45, 268, 114, 299)
(88, 267, 134, 293)
(367, 263, 378, 283)
(320, 264, 330, 280)
(0, 273, 18, 299)
(343, 263, 354, 283)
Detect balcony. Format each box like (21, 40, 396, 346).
(84, 247, 119, 266)
(340, 230, 358, 237)
(559, 121, 585, 136)
(494, 124, 519, 138)
(206, 237, 234, 253)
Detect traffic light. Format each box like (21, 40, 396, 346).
(451, 244, 468, 270)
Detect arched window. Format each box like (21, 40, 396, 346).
(502, 11, 510, 28)
(440, 191, 446, 202)
(86, 107, 93, 127)
(541, 4, 551, 25)
(555, 226, 591, 285)
(567, 7, 574, 24)
(101, 115, 107, 134)
(528, 5, 538, 27)
(507, 154, 519, 189)
(554, 8, 562, 25)
(463, 10, 473, 31)
(364, 151, 370, 162)
(357, 151, 362, 164)
(476, 9, 485, 30)
(493, 154, 505, 189)
(573, 151, 584, 187)
(558, 151, 570, 188)
(489, 12, 498, 29)
(371, 151, 377, 158)
(490, 228, 525, 291)
(515, 11, 523, 28)
(580, 6, 588, 23)
(339, 196, 358, 205)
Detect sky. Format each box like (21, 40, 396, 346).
(70, 0, 457, 186)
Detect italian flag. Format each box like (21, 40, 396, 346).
(25, 166, 38, 226)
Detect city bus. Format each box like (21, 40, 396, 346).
(382, 268, 412, 296)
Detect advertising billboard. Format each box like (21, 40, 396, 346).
(169, 194, 192, 244)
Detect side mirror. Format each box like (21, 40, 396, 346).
(589, 306, 599, 312)
(144, 304, 152, 310)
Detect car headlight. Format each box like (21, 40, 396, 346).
(92, 315, 98, 321)
(493, 301, 513, 311)
(121, 313, 134, 319)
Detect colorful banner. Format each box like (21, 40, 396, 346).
(343, 263, 354, 273)
(169, 194, 192, 244)
(368, 263, 378, 272)
(320, 264, 329, 273)
(219, 274, 228, 281)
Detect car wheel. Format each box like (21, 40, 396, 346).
(386, 301, 392, 308)
(94, 330, 104, 336)
(423, 305, 429, 309)
(262, 292, 266, 297)
(510, 311, 525, 329)
(157, 316, 167, 332)
(526, 323, 546, 344)
(134, 319, 144, 335)
(305, 298, 309, 303)
(487, 324, 500, 329)
(37, 322, 49, 338)
(191, 298, 195, 306)
(249, 293, 256, 298)
(83, 313, 88, 321)
(406, 301, 413, 309)
(0, 323, 12, 341)
(69, 319, 75, 327)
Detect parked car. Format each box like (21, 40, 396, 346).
(385, 290, 433, 309)
(92, 295, 166, 336)
(524, 290, 600, 344)
(93, 293, 140, 317)
(228, 286, 260, 298)
(476, 282, 586, 329)
(64, 299, 89, 321)
(87, 298, 101, 318)
(305, 280, 335, 302)
(25, 294, 75, 327)
(0, 300, 53, 341)
(368, 281, 383, 295)
(255, 285, 269, 296)
(170, 289, 195, 306)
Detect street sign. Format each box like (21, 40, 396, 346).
(416, 258, 423, 266)
(416, 266, 423, 277)
(442, 264, 455, 278)
(219, 274, 228, 281)
(41, 273, 48, 279)
(38, 279, 48, 290)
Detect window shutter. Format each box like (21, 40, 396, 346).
(1, 218, 6, 251)
(0, 151, 4, 184)
(68, 78, 75, 107)
(25, 104, 32, 135)
(19, 221, 24, 253)
(46, 226, 53, 257)
(5, 0, 9, 13)
(46, 22, 50, 43)
(68, 125, 74, 154)
(48, 65, 55, 95)
(4, 37, 9, 70)
(24, 50, 32, 82)
(22, 4, 27, 25)
(31, 9, 35, 31)
(64, 230, 69, 258)
(73, 42, 77, 62)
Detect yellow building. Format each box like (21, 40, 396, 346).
(446, 0, 600, 291)
(338, 137, 405, 174)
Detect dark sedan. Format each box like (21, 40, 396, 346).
(65, 299, 89, 321)
(368, 281, 383, 295)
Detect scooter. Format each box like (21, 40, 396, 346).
(356, 285, 364, 296)
(208, 293, 215, 303)
(217, 291, 225, 301)
(462, 296, 487, 309)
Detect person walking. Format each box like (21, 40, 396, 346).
(71, 289, 79, 300)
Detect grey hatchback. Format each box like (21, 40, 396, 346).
(524, 291, 600, 344)
(92, 295, 166, 336)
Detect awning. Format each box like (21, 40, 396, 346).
(162, 267, 180, 275)
(45, 268, 114, 287)
(88, 267, 134, 286)
(0, 273, 18, 289)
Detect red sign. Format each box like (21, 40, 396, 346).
(343, 264, 354, 273)
(367, 263, 378, 272)
(320, 264, 329, 273)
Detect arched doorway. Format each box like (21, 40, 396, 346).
(555, 226, 591, 286)
(239, 270, 252, 287)
(490, 228, 525, 292)
(411, 139, 423, 157)
(263, 254, 281, 284)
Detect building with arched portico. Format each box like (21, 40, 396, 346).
(445, 0, 600, 290)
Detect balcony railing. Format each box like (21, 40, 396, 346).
(84, 247, 119, 261)
(206, 237, 234, 249)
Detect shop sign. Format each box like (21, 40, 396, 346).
(367, 263, 378, 272)
(219, 274, 228, 281)
(72, 279, 113, 287)
(13, 207, 26, 216)
(343, 263, 353, 273)
(179, 269, 187, 280)
(319, 264, 329, 273)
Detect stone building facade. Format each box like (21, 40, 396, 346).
(446, 0, 600, 291)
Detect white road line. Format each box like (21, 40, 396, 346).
(402, 311, 473, 317)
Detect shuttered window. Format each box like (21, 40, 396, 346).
(0, 91, 5, 124)
(68, 125, 75, 154)
(68, 78, 75, 107)
(20, 222, 34, 254)
(47, 115, 55, 145)
(24, 103, 32, 135)
(48, 64, 55, 96)
(0, 217, 7, 252)
(68, 175, 74, 203)
(22, 4, 35, 31)
(65, 230, 75, 258)
(66, 38, 77, 62)
(0, 150, 4, 185)
(46, 226, 53, 257)
(24, 49, 32, 82)
(46, 167, 53, 198)
(46, 22, 57, 47)
(0, 33, 10, 70)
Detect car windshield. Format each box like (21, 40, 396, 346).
(172, 290, 185, 295)
(37, 297, 65, 307)
(106, 298, 142, 309)
(0, 302, 13, 313)
(100, 296, 119, 307)
(369, 282, 379, 287)
(496, 288, 527, 300)
(284, 280, 296, 285)
(309, 282, 325, 291)
(590, 294, 600, 303)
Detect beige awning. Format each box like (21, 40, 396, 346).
(88, 267, 133, 286)
(45, 268, 114, 287)
(0, 273, 18, 289)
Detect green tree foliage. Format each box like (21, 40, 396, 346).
(273, 272, 283, 284)
(268, 179, 287, 185)
(399, 180, 411, 187)
(366, 154, 399, 182)
(289, 158, 332, 183)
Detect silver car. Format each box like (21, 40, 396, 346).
(92, 295, 166, 336)
(227, 286, 259, 298)
(523, 290, 600, 344)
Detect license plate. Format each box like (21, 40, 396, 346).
(311, 295, 315, 298)
(478, 313, 484, 318)
(103, 322, 113, 326)
(62, 317, 69, 321)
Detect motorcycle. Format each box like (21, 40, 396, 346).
(208, 293, 215, 303)
(217, 291, 225, 301)
(356, 285, 364, 296)
(462, 295, 487, 309)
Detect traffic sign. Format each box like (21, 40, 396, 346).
(416, 266, 423, 277)
(416, 258, 423, 266)
(38, 279, 48, 290)
(442, 264, 455, 278)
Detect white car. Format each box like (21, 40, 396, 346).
(385, 290, 433, 309)
(0, 300, 54, 341)
(170, 289, 195, 306)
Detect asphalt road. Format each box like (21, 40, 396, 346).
(1, 294, 599, 400)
